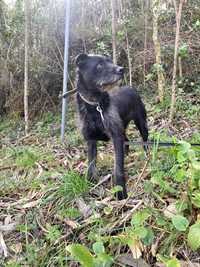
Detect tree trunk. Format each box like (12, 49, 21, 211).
(24, 0, 30, 135)
(125, 30, 132, 86)
(111, 0, 117, 64)
(143, 0, 148, 87)
(152, 0, 165, 102)
(169, 0, 185, 122)
(178, 56, 183, 78)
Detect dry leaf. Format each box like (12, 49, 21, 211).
(117, 254, 150, 267)
(10, 242, 22, 254)
(128, 239, 143, 259)
(4, 215, 12, 225)
(19, 199, 40, 209)
(64, 219, 80, 229)
(163, 203, 178, 218)
(76, 197, 93, 219)
(0, 232, 8, 257)
(157, 261, 200, 267)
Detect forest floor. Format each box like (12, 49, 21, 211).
(0, 90, 200, 267)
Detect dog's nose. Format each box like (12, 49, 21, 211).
(116, 66, 124, 75)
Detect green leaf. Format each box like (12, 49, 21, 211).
(151, 174, 176, 194)
(172, 215, 189, 232)
(141, 228, 154, 245)
(166, 258, 181, 267)
(192, 161, 200, 170)
(45, 225, 61, 242)
(131, 209, 151, 226)
(156, 215, 166, 226)
(178, 43, 188, 58)
(110, 185, 123, 194)
(174, 169, 186, 182)
(66, 244, 94, 267)
(187, 223, 200, 251)
(133, 226, 148, 239)
(179, 141, 191, 153)
(94, 253, 113, 267)
(177, 151, 186, 163)
(92, 241, 105, 255)
(191, 191, 200, 208)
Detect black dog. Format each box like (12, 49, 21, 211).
(75, 54, 148, 200)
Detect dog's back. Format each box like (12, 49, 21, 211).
(109, 86, 147, 129)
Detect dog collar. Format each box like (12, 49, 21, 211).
(78, 93, 99, 106)
(78, 93, 104, 121)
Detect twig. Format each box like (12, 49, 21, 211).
(90, 174, 111, 192)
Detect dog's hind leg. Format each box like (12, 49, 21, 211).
(133, 114, 149, 152)
(112, 136, 128, 200)
(87, 140, 97, 181)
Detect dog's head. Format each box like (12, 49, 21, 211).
(75, 54, 124, 90)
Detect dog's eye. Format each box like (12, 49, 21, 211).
(96, 63, 103, 72)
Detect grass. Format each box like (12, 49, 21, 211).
(0, 95, 200, 267)
(58, 171, 90, 199)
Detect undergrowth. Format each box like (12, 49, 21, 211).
(0, 98, 200, 267)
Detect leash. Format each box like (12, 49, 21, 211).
(125, 140, 200, 147)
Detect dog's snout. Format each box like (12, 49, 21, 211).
(116, 66, 124, 75)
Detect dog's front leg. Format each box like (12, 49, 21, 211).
(113, 136, 128, 200)
(87, 140, 97, 181)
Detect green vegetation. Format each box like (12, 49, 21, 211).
(0, 100, 199, 266)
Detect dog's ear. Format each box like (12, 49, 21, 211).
(75, 53, 88, 67)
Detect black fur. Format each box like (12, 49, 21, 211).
(75, 54, 148, 200)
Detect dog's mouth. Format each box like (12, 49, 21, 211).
(101, 80, 121, 91)
(98, 75, 123, 91)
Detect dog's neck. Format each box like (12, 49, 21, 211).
(76, 71, 110, 109)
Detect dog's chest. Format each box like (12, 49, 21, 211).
(78, 102, 109, 141)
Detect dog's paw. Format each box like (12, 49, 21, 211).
(116, 189, 128, 200)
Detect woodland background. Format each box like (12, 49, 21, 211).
(0, 1, 200, 267)
(0, 0, 200, 118)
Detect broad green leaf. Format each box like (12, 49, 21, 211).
(166, 258, 181, 267)
(133, 226, 148, 239)
(192, 161, 200, 170)
(142, 228, 154, 245)
(191, 191, 200, 208)
(94, 253, 113, 267)
(172, 215, 189, 232)
(66, 244, 94, 267)
(131, 209, 151, 226)
(92, 241, 105, 255)
(174, 169, 186, 182)
(177, 151, 186, 163)
(179, 141, 191, 153)
(151, 174, 176, 194)
(187, 149, 196, 162)
(156, 215, 166, 226)
(187, 223, 200, 251)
